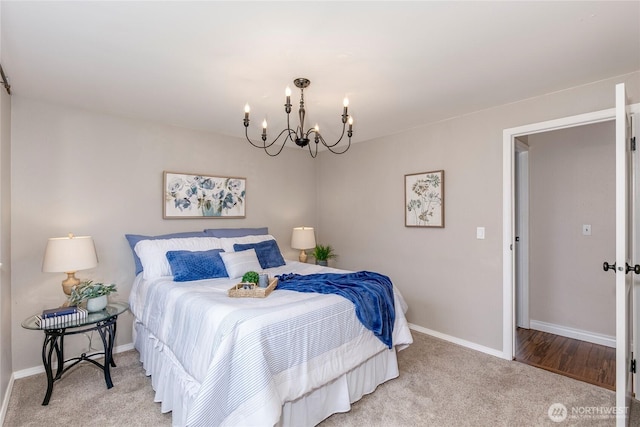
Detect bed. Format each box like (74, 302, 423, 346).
(126, 229, 413, 426)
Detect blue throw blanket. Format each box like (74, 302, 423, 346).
(277, 271, 395, 348)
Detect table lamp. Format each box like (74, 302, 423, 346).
(42, 233, 98, 296)
(291, 227, 316, 263)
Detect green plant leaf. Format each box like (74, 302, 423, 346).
(241, 271, 260, 284)
(68, 280, 117, 306)
(313, 244, 337, 261)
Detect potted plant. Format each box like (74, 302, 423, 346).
(312, 244, 337, 266)
(241, 271, 260, 289)
(69, 280, 117, 312)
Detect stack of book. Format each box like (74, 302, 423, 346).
(35, 306, 88, 328)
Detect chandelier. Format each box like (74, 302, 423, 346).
(243, 78, 353, 158)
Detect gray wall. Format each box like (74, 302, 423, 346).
(10, 97, 316, 371)
(8, 70, 640, 372)
(528, 122, 615, 336)
(0, 0, 13, 413)
(0, 75, 11, 419)
(316, 71, 639, 352)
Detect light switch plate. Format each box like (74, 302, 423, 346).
(582, 224, 592, 236)
(476, 227, 485, 239)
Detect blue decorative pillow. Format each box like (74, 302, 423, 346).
(166, 249, 227, 282)
(204, 227, 268, 238)
(233, 239, 286, 269)
(126, 231, 209, 275)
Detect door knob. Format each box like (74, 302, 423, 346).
(626, 263, 640, 274)
(603, 261, 616, 272)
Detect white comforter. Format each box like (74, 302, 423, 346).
(129, 261, 413, 426)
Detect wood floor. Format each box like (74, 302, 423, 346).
(515, 327, 616, 390)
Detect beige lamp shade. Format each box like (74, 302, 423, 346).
(42, 234, 98, 295)
(291, 227, 316, 263)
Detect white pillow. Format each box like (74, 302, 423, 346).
(219, 249, 262, 279)
(220, 234, 277, 253)
(135, 237, 223, 280)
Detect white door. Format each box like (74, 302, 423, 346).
(515, 141, 530, 329)
(615, 82, 633, 427)
(634, 106, 640, 399)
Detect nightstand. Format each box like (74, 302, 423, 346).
(21, 301, 129, 405)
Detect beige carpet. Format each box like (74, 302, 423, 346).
(4, 331, 639, 426)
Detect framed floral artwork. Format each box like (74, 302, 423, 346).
(163, 171, 246, 219)
(405, 170, 444, 228)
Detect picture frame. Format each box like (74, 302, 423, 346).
(163, 171, 246, 219)
(405, 170, 444, 228)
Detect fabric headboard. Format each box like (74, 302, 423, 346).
(204, 227, 268, 238)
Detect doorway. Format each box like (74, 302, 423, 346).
(503, 104, 640, 392)
(513, 121, 617, 389)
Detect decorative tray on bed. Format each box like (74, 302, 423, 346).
(228, 277, 278, 298)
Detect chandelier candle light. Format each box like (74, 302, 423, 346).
(243, 78, 353, 158)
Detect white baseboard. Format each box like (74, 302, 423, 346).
(0, 373, 15, 426)
(13, 342, 135, 379)
(529, 320, 615, 348)
(408, 323, 508, 360)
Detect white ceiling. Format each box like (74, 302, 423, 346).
(2, 1, 639, 144)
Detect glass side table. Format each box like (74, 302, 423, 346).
(21, 301, 129, 405)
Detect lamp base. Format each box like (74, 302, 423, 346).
(61, 272, 80, 296)
(298, 250, 308, 263)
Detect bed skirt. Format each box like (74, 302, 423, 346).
(134, 320, 400, 426)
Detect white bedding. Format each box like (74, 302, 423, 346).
(130, 260, 413, 426)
